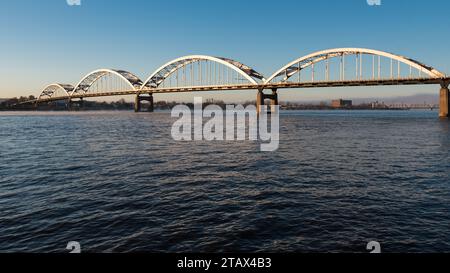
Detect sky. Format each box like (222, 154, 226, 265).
(1, 0, 449, 102)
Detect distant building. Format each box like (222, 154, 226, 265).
(331, 99, 352, 108)
(370, 101, 388, 109)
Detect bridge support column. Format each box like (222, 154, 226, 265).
(148, 94, 154, 112)
(270, 89, 279, 114)
(135, 94, 154, 113)
(257, 89, 279, 115)
(79, 98, 84, 110)
(67, 98, 84, 111)
(440, 82, 449, 119)
(134, 95, 141, 112)
(257, 90, 265, 115)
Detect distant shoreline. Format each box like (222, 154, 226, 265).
(1, 97, 437, 112)
(0, 108, 437, 110)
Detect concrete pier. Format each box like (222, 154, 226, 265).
(134, 96, 141, 112)
(257, 89, 278, 115)
(440, 82, 449, 118)
(270, 89, 279, 114)
(67, 98, 84, 111)
(135, 94, 154, 112)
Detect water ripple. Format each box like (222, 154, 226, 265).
(0, 110, 449, 253)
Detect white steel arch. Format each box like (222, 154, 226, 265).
(71, 69, 143, 95)
(265, 48, 446, 84)
(39, 83, 74, 100)
(141, 55, 265, 89)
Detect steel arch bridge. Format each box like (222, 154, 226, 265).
(29, 48, 450, 118)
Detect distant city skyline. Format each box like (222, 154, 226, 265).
(1, 0, 450, 102)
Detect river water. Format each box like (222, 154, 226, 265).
(0, 110, 449, 253)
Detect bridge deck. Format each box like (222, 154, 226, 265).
(22, 77, 450, 104)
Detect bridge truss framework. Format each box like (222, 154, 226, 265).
(29, 48, 450, 118)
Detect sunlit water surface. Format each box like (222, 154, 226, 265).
(0, 110, 449, 253)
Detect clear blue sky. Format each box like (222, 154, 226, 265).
(1, 0, 449, 102)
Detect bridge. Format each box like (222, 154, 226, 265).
(23, 48, 450, 118)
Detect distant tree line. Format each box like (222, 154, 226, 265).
(0, 96, 37, 110)
(0, 97, 259, 111)
(0, 95, 397, 111)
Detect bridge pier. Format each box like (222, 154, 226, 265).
(67, 98, 84, 111)
(440, 81, 449, 119)
(135, 94, 154, 113)
(257, 89, 279, 115)
(134, 96, 141, 112)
